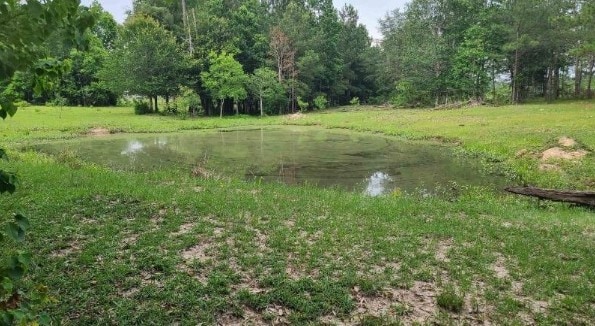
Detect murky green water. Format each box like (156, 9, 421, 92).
(34, 127, 505, 196)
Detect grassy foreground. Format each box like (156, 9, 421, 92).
(1, 102, 594, 325)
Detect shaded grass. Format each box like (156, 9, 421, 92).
(1, 102, 594, 324)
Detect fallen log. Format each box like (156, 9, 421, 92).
(505, 187, 595, 207)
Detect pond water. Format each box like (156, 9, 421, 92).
(34, 127, 505, 196)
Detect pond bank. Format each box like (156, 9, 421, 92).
(1, 102, 594, 324)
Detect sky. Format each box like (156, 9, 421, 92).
(81, 0, 409, 39)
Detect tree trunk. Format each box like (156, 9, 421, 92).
(546, 66, 554, 102)
(492, 63, 496, 102)
(554, 66, 560, 99)
(259, 95, 263, 117)
(505, 187, 595, 207)
(587, 56, 594, 99)
(512, 48, 520, 104)
(219, 98, 224, 118)
(148, 96, 153, 111)
(154, 96, 159, 113)
(574, 57, 582, 97)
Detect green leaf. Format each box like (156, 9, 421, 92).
(16, 252, 32, 266)
(1, 277, 14, 293)
(0, 170, 17, 194)
(6, 258, 25, 280)
(14, 214, 29, 231)
(5, 222, 25, 242)
(39, 313, 52, 325)
(0, 149, 7, 160)
(0, 100, 18, 118)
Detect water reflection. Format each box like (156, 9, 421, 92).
(34, 127, 505, 195)
(121, 140, 144, 155)
(364, 171, 393, 196)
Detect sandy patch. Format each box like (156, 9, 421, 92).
(541, 147, 588, 161)
(51, 239, 82, 258)
(491, 254, 509, 279)
(558, 136, 577, 148)
(348, 281, 438, 324)
(435, 239, 453, 263)
(181, 240, 213, 263)
(170, 223, 196, 237)
(515, 149, 530, 158)
(217, 309, 267, 326)
(88, 127, 110, 136)
(286, 112, 303, 120)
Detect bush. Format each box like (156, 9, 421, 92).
(313, 94, 328, 110)
(178, 87, 202, 116)
(297, 96, 309, 110)
(14, 100, 31, 108)
(133, 100, 152, 115)
(349, 97, 360, 105)
(45, 95, 67, 107)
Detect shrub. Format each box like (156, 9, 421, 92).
(14, 100, 31, 108)
(45, 95, 67, 107)
(313, 94, 328, 110)
(178, 87, 202, 116)
(349, 97, 360, 105)
(297, 96, 309, 110)
(133, 100, 152, 115)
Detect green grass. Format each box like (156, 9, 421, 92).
(1, 102, 594, 325)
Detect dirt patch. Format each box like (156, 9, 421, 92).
(87, 127, 110, 136)
(170, 223, 196, 237)
(435, 239, 453, 263)
(541, 147, 588, 161)
(181, 240, 214, 263)
(121, 287, 140, 298)
(140, 270, 164, 288)
(558, 136, 577, 148)
(539, 163, 561, 172)
(347, 281, 438, 324)
(217, 309, 267, 326)
(515, 149, 530, 158)
(191, 165, 216, 179)
(491, 254, 509, 279)
(121, 234, 138, 247)
(51, 239, 82, 258)
(286, 112, 304, 120)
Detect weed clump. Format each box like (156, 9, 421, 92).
(436, 289, 464, 313)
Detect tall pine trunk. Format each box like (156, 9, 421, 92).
(575, 57, 582, 97)
(219, 98, 224, 118)
(587, 56, 594, 99)
(259, 95, 263, 116)
(512, 47, 520, 104)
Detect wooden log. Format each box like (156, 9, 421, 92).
(505, 187, 595, 207)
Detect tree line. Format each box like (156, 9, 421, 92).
(379, 0, 595, 106)
(1, 0, 594, 116)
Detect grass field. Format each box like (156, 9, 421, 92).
(1, 102, 594, 325)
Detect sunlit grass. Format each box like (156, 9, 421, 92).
(1, 101, 594, 324)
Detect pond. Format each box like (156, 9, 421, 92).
(34, 127, 506, 196)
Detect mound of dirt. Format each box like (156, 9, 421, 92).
(541, 147, 588, 161)
(286, 112, 303, 120)
(88, 127, 110, 136)
(558, 136, 577, 148)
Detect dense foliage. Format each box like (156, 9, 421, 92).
(380, 0, 595, 106)
(2, 0, 595, 113)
